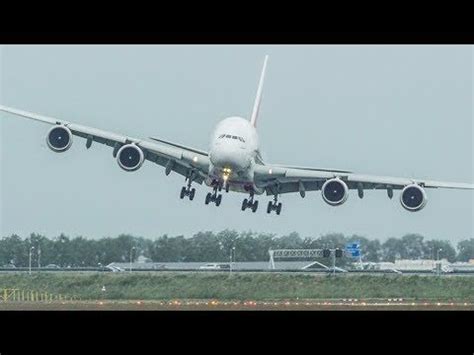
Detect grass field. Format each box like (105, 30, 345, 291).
(0, 272, 473, 302)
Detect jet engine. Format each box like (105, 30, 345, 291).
(400, 184, 427, 212)
(46, 125, 73, 152)
(116, 144, 145, 171)
(322, 178, 349, 206)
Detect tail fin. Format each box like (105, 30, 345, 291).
(250, 55, 268, 128)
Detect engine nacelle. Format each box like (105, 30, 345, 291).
(400, 184, 427, 212)
(46, 125, 73, 152)
(116, 144, 145, 171)
(322, 178, 349, 206)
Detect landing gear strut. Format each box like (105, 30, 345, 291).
(205, 181, 222, 206)
(241, 192, 258, 213)
(267, 194, 282, 215)
(180, 172, 196, 201)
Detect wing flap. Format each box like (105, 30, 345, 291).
(255, 163, 474, 196)
(149, 136, 208, 156)
(0, 105, 210, 181)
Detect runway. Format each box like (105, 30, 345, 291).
(1, 299, 473, 310)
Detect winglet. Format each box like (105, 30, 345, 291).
(250, 55, 268, 128)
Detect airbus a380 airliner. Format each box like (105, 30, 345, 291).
(1, 56, 473, 215)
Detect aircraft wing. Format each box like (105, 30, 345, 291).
(0, 105, 210, 184)
(254, 164, 474, 196)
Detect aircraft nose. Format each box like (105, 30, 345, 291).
(210, 146, 248, 171)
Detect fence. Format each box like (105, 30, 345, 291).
(0, 288, 80, 302)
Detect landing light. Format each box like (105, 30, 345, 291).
(193, 156, 198, 163)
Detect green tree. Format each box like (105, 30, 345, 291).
(381, 237, 404, 262)
(400, 234, 425, 259)
(0, 234, 28, 266)
(50, 234, 72, 267)
(423, 240, 456, 262)
(273, 232, 303, 249)
(457, 239, 474, 262)
(149, 235, 190, 262)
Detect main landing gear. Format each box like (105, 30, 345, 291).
(267, 195, 282, 215)
(205, 181, 222, 206)
(180, 173, 196, 200)
(241, 192, 258, 213)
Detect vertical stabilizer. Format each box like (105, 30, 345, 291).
(250, 55, 268, 128)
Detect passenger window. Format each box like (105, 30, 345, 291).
(226, 135, 231, 138)
(232, 136, 237, 139)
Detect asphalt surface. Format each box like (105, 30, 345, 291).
(1, 300, 473, 310)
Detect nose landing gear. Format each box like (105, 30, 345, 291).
(205, 181, 223, 206)
(241, 192, 258, 213)
(267, 195, 282, 215)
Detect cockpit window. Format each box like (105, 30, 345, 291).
(219, 134, 245, 143)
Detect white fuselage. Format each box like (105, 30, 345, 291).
(207, 116, 262, 194)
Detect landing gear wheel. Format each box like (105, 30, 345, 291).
(216, 194, 222, 206)
(189, 188, 196, 201)
(252, 200, 259, 213)
(267, 201, 272, 214)
(205, 192, 212, 205)
(241, 198, 248, 211)
(180, 187, 186, 199)
(276, 202, 282, 215)
(225, 184, 230, 193)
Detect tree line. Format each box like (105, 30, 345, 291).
(1, 231, 473, 267)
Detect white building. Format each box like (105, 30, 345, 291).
(357, 259, 451, 271)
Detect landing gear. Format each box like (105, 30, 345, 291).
(267, 195, 282, 215)
(241, 193, 258, 213)
(180, 186, 196, 200)
(180, 172, 196, 201)
(205, 183, 222, 206)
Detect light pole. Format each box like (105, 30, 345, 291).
(437, 248, 443, 276)
(129, 247, 136, 272)
(29, 246, 35, 275)
(230, 246, 236, 275)
(37, 246, 41, 269)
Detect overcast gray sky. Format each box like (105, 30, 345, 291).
(0, 45, 472, 242)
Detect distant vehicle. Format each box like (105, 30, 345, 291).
(106, 265, 125, 272)
(199, 263, 231, 270)
(2, 264, 16, 269)
(431, 265, 453, 273)
(152, 264, 167, 270)
(442, 265, 453, 273)
(390, 269, 403, 274)
(45, 264, 60, 269)
(326, 267, 348, 273)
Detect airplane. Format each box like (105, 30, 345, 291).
(1, 55, 473, 215)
